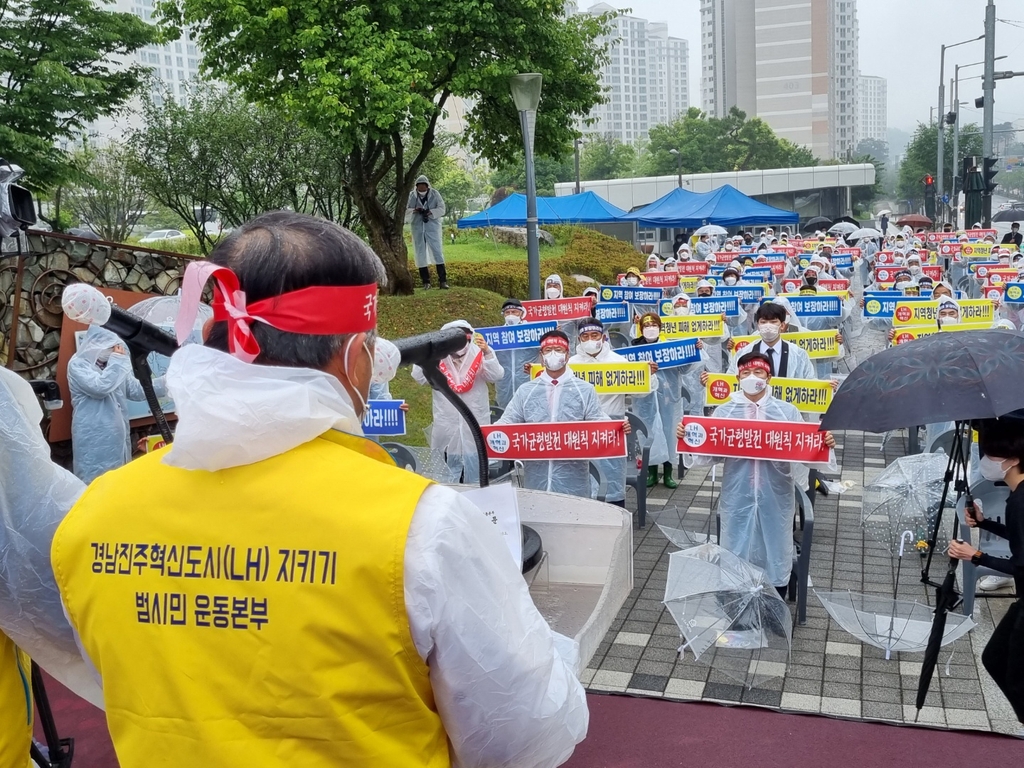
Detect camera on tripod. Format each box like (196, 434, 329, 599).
(0, 159, 36, 237)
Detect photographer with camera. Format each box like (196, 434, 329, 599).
(405, 175, 449, 290)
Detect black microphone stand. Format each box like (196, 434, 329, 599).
(419, 361, 489, 488)
(127, 344, 174, 445)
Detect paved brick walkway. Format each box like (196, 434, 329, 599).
(591, 428, 1020, 736)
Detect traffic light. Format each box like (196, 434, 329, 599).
(924, 175, 936, 220)
(982, 157, 998, 194)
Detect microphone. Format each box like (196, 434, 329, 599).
(61, 283, 180, 358)
(392, 327, 469, 368)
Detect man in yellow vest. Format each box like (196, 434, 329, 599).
(51, 211, 588, 768)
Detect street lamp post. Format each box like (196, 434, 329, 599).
(668, 148, 683, 188)
(574, 137, 583, 195)
(952, 56, 1007, 222)
(936, 34, 983, 223)
(510, 73, 544, 300)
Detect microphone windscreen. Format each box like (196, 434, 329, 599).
(61, 283, 111, 326)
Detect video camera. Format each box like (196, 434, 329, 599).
(0, 159, 36, 238)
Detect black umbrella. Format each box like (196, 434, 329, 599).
(992, 208, 1024, 223)
(821, 330, 1024, 433)
(916, 559, 961, 717)
(802, 216, 832, 232)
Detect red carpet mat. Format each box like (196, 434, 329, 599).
(36, 683, 1022, 768)
(565, 694, 1022, 768)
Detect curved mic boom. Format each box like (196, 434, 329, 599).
(60, 283, 179, 358)
(392, 327, 469, 368)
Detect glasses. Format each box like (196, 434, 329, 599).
(579, 331, 604, 342)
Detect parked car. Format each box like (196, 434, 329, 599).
(67, 227, 100, 239)
(139, 229, 187, 244)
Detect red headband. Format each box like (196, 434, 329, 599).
(541, 336, 570, 352)
(738, 358, 772, 376)
(177, 261, 378, 363)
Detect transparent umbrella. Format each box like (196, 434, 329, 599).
(693, 224, 728, 237)
(664, 543, 791, 689)
(849, 227, 883, 240)
(828, 222, 858, 235)
(862, 453, 950, 557)
(816, 590, 975, 657)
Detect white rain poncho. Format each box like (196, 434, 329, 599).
(412, 321, 504, 485)
(0, 368, 104, 707)
(405, 181, 446, 269)
(726, 338, 816, 381)
(627, 369, 671, 468)
(686, 390, 827, 588)
(67, 325, 167, 484)
(570, 342, 650, 503)
(495, 347, 533, 409)
(544, 274, 564, 300)
(496, 373, 609, 498)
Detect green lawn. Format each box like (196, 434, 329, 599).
(425, 229, 565, 263)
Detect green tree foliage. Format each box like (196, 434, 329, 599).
(0, 0, 157, 189)
(897, 122, 983, 204)
(580, 136, 638, 181)
(64, 143, 148, 242)
(158, 0, 613, 294)
(128, 89, 353, 253)
(855, 138, 889, 165)
(489, 154, 575, 196)
(643, 107, 817, 176)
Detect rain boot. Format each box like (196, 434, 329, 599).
(662, 462, 678, 489)
(647, 465, 658, 488)
(418, 267, 432, 290)
(436, 262, 449, 289)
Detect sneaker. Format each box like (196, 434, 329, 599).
(422, 283, 433, 290)
(977, 575, 1015, 591)
(440, 282, 450, 289)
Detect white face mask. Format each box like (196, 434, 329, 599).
(371, 337, 401, 385)
(939, 315, 959, 326)
(626, 277, 640, 287)
(542, 351, 566, 371)
(580, 339, 603, 356)
(739, 376, 768, 395)
(674, 305, 690, 316)
(979, 455, 1016, 482)
(758, 323, 781, 343)
(504, 313, 523, 326)
(643, 327, 660, 341)
(451, 345, 469, 359)
(909, 265, 921, 274)
(724, 276, 738, 286)
(546, 286, 560, 299)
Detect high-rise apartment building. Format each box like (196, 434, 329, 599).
(857, 75, 888, 144)
(578, 4, 689, 143)
(700, 0, 859, 160)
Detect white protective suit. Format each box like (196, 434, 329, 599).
(405, 182, 447, 268)
(496, 371, 609, 498)
(152, 344, 588, 766)
(570, 342, 651, 503)
(496, 346, 534, 410)
(686, 390, 832, 588)
(412, 321, 504, 485)
(727, 338, 816, 380)
(0, 368, 104, 707)
(67, 325, 167, 484)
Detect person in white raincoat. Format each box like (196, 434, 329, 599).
(691, 282, 735, 374)
(680, 351, 836, 592)
(67, 325, 167, 484)
(497, 330, 621, 498)
(545, 274, 564, 299)
(723, 302, 816, 380)
(569, 318, 654, 507)
(412, 320, 504, 484)
(405, 175, 448, 290)
(495, 299, 533, 409)
(792, 283, 848, 379)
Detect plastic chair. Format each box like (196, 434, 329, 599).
(381, 442, 418, 472)
(927, 427, 957, 456)
(955, 480, 1014, 616)
(715, 486, 814, 625)
(608, 331, 631, 349)
(626, 412, 651, 528)
(489, 405, 504, 424)
(677, 383, 692, 480)
(589, 462, 608, 503)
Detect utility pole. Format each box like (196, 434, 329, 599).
(574, 137, 582, 195)
(982, 0, 996, 226)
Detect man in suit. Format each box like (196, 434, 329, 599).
(1001, 222, 1022, 248)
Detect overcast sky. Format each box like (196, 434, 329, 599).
(593, 0, 1024, 134)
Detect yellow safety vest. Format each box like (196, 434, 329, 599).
(0, 631, 32, 768)
(52, 431, 449, 768)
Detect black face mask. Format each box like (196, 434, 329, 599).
(698, 291, 712, 298)
(806, 275, 817, 285)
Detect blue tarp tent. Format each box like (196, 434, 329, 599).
(620, 184, 799, 227)
(457, 191, 628, 229)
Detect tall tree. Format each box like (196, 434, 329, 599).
(64, 143, 148, 242)
(158, 0, 613, 293)
(0, 0, 157, 189)
(897, 122, 983, 205)
(855, 138, 889, 165)
(580, 136, 638, 181)
(489, 153, 575, 196)
(644, 107, 817, 176)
